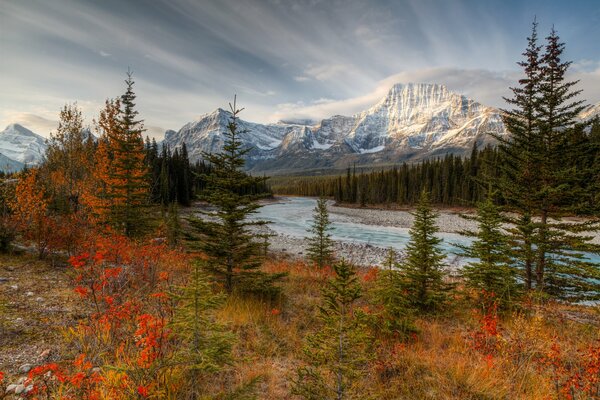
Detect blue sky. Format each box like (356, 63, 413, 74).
(1, 0, 599, 139)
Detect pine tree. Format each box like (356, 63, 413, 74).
(372, 248, 416, 338)
(171, 262, 234, 400)
(188, 97, 283, 296)
(494, 18, 542, 291)
(293, 259, 372, 400)
(306, 197, 334, 268)
(531, 27, 596, 297)
(400, 190, 450, 312)
(85, 73, 149, 236)
(109, 71, 150, 236)
(491, 22, 600, 300)
(458, 195, 519, 310)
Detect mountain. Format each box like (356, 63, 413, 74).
(164, 83, 507, 174)
(0, 124, 47, 165)
(0, 152, 24, 172)
(580, 102, 600, 121)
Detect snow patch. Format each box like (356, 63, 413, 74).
(359, 145, 385, 154)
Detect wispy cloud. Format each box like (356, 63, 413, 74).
(0, 0, 599, 137)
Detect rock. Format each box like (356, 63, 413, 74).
(38, 349, 51, 360)
(10, 285, 18, 290)
(35, 297, 44, 302)
(18, 363, 32, 373)
(6, 384, 17, 393)
(25, 384, 34, 393)
(0, 277, 8, 283)
(25, 291, 34, 296)
(14, 384, 26, 394)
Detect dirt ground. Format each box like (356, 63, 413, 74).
(0, 253, 79, 378)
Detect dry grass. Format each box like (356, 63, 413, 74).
(1, 252, 598, 399)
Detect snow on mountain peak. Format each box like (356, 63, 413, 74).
(0, 124, 47, 165)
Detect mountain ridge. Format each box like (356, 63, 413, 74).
(163, 83, 509, 174)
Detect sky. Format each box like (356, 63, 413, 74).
(1, 0, 599, 139)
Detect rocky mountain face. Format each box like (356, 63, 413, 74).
(3, 84, 599, 174)
(0, 124, 47, 166)
(163, 83, 508, 174)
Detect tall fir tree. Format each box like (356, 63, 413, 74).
(531, 27, 599, 299)
(400, 190, 450, 313)
(306, 196, 335, 268)
(492, 23, 600, 300)
(293, 259, 372, 400)
(110, 71, 150, 236)
(494, 18, 542, 290)
(458, 195, 519, 311)
(86, 73, 149, 236)
(188, 97, 283, 296)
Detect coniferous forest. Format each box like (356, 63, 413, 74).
(1, 13, 600, 400)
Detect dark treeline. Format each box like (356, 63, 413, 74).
(273, 117, 600, 211)
(144, 137, 271, 207)
(272, 144, 500, 207)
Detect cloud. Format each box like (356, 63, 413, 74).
(0, 113, 58, 136)
(269, 67, 516, 122)
(99, 50, 111, 57)
(294, 76, 311, 82)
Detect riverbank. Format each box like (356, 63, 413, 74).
(259, 196, 600, 267)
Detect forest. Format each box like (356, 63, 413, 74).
(0, 22, 599, 400)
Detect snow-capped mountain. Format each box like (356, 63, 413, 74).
(164, 83, 507, 173)
(0, 152, 24, 172)
(0, 124, 47, 165)
(580, 102, 600, 121)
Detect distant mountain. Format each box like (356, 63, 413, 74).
(164, 83, 507, 174)
(0, 152, 24, 172)
(0, 124, 47, 165)
(580, 102, 600, 121)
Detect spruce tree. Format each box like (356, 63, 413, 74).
(306, 196, 335, 268)
(400, 190, 450, 313)
(188, 97, 284, 296)
(171, 262, 234, 400)
(293, 259, 371, 400)
(491, 22, 600, 300)
(458, 195, 519, 310)
(494, 19, 542, 290)
(372, 248, 416, 338)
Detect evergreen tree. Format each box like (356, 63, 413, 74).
(171, 262, 234, 400)
(371, 248, 416, 338)
(400, 190, 450, 312)
(306, 197, 335, 268)
(531, 26, 595, 296)
(89, 73, 149, 236)
(293, 259, 372, 400)
(111, 71, 149, 236)
(494, 19, 542, 290)
(188, 97, 284, 296)
(458, 195, 519, 310)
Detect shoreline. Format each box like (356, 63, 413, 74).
(260, 196, 600, 266)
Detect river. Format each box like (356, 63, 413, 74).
(256, 196, 600, 267)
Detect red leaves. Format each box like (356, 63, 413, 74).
(137, 385, 150, 397)
(134, 314, 169, 368)
(469, 291, 500, 367)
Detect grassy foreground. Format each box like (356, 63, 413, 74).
(1, 252, 599, 399)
